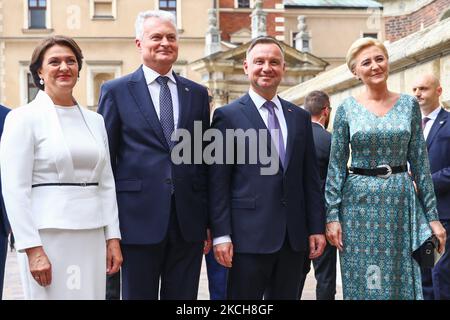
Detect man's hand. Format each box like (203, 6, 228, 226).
(203, 229, 212, 255)
(309, 234, 326, 259)
(326, 221, 344, 251)
(106, 239, 123, 275)
(213, 242, 233, 268)
(25, 246, 52, 287)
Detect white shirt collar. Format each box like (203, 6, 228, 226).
(142, 64, 177, 86)
(248, 88, 282, 111)
(422, 106, 441, 121)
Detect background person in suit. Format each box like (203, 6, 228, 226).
(0, 36, 122, 300)
(300, 91, 337, 300)
(413, 74, 450, 300)
(209, 36, 326, 300)
(0, 104, 10, 299)
(98, 10, 210, 300)
(204, 89, 228, 300)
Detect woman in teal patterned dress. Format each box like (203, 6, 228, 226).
(325, 38, 446, 300)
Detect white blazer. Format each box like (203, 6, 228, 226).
(0, 90, 120, 252)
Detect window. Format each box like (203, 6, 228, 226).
(27, 73, 39, 102)
(86, 63, 121, 110)
(159, 0, 176, 18)
(90, 0, 116, 20)
(28, 0, 46, 29)
(363, 33, 378, 39)
(237, 0, 250, 8)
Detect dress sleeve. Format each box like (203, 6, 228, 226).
(407, 98, 439, 222)
(325, 102, 350, 223)
(98, 117, 121, 240)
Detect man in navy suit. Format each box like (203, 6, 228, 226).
(413, 74, 450, 300)
(209, 37, 326, 299)
(0, 104, 11, 299)
(300, 91, 337, 300)
(98, 10, 210, 300)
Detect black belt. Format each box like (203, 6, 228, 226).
(32, 183, 99, 188)
(349, 165, 407, 179)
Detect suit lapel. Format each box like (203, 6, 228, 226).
(280, 98, 295, 173)
(77, 106, 105, 181)
(239, 94, 267, 131)
(128, 67, 169, 150)
(427, 108, 448, 149)
(174, 73, 192, 130)
(35, 90, 75, 181)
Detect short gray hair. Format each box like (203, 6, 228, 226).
(135, 10, 177, 40)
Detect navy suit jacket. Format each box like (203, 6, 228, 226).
(0, 104, 11, 238)
(98, 67, 210, 244)
(426, 108, 450, 220)
(311, 122, 331, 193)
(209, 94, 325, 254)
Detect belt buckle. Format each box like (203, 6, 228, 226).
(377, 164, 392, 179)
(81, 182, 87, 187)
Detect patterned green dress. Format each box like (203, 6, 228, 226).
(325, 94, 438, 300)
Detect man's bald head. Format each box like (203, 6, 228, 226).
(412, 74, 442, 115)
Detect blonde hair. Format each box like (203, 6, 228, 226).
(346, 37, 389, 73)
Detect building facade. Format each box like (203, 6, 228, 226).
(0, 0, 211, 109)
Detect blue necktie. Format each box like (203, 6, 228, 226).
(156, 76, 175, 150)
(263, 100, 286, 167)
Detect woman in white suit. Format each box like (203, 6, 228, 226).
(0, 36, 122, 299)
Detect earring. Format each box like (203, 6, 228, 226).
(39, 78, 44, 85)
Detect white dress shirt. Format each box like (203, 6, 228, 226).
(249, 89, 288, 149)
(142, 65, 179, 129)
(422, 106, 442, 140)
(213, 90, 288, 246)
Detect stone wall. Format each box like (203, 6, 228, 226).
(384, 0, 450, 42)
(279, 18, 450, 128)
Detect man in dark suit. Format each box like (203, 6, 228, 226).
(98, 10, 210, 300)
(0, 104, 11, 299)
(209, 37, 326, 300)
(299, 91, 337, 300)
(413, 74, 450, 300)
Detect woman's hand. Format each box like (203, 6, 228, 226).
(326, 222, 344, 251)
(429, 221, 447, 254)
(25, 246, 52, 287)
(106, 239, 123, 275)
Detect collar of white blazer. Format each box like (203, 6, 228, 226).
(30, 90, 107, 183)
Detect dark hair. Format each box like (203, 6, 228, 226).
(246, 36, 284, 58)
(29, 35, 84, 90)
(304, 90, 330, 116)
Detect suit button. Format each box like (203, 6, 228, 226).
(165, 178, 172, 185)
(281, 199, 287, 207)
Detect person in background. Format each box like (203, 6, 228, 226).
(0, 35, 122, 300)
(300, 90, 337, 300)
(0, 103, 11, 299)
(325, 37, 446, 299)
(413, 74, 450, 300)
(204, 89, 228, 300)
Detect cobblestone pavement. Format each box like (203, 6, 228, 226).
(3, 250, 343, 300)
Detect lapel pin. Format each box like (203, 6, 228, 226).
(288, 108, 292, 112)
(185, 87, 189, 92)
(440, 121, 444, 124)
